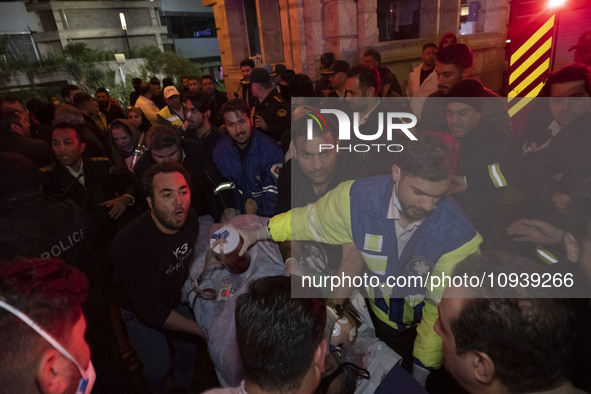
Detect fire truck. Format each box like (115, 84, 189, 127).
(504, 0, 591, 122)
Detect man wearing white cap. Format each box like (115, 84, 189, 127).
(157, 85, 187, 129)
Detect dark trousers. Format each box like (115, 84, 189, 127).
(121, 304, 197, 394)
(367, 301, 418, 372)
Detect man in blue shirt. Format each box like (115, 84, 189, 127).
(213, 99, 284, 217)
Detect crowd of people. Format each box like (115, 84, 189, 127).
(1, 30, 591, 394)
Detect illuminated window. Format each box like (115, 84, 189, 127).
(161, 15, 217, 39)
(459, 0, 482, 35)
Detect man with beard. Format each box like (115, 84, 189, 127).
(344, 65, 406, 177)
(275, 116, 359, 272)
(213, 99, 284, 216)
(407, 43, 438, 120)
(231, 59, 255, 107)
(112, 162, 205, 393)
(182, 76, 201, 103)
(418, 44, 510, 136)
(95, 87, 125, 125)
(134, 124, 234, 221)
(237, 133, 482, 385)
(1, 93, 52, 145)
(150, 77, 166, 109)
(183, 92, 224, 155)
(200, 75, 228, 127)
(0, 107, 54, 167)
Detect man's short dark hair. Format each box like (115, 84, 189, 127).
(95, 87, 108, 96)
(0, 93, 26, 109)
(422, 42, 437, 52)
(186, 92, 212, 114)
(146, 124, 179, 151)
(149, 76, 160, 86)
(0, 257, 88, 392)
(142, 161, 190, 199)
(398, 132, 457, 181)
(162, 77, 173, 88)
(52, 121, 85, 144)
(188, 76, 200, 83)
(364, 48, 381, 65)
(450, 252, 575, 393)
(54, 104, 84, 125)
(240, 58, 255, 69)
(436, 43, 473, 70)
(235, 276, 326, 392)
(0, 109, 21, 133)
(540, 63, 591, 97)
(72, 92, 92, 109)
(219, 99, 250, 121)
(138, 82, 151, 96)
(60, 84, 79, 100)
(346, 65, 381, 95)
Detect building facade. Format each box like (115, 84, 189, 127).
(25, 0, 169, 57)
(205, 0, 510, 95)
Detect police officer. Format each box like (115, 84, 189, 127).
(41, 123, 137, 230)
(250, 67, 291, 152)
(326, 60, 351, 98)
(269, 64, 287, 87)
(0, 152, 131, 393)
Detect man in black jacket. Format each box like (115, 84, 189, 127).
(0, 108, 53, 166)
(445, 79, 520, 246)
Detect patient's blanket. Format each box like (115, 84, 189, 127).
(182, 222, 284, 387)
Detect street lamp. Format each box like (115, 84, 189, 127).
(547, 0, 567, 8)
(119, 12, 131, 58)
